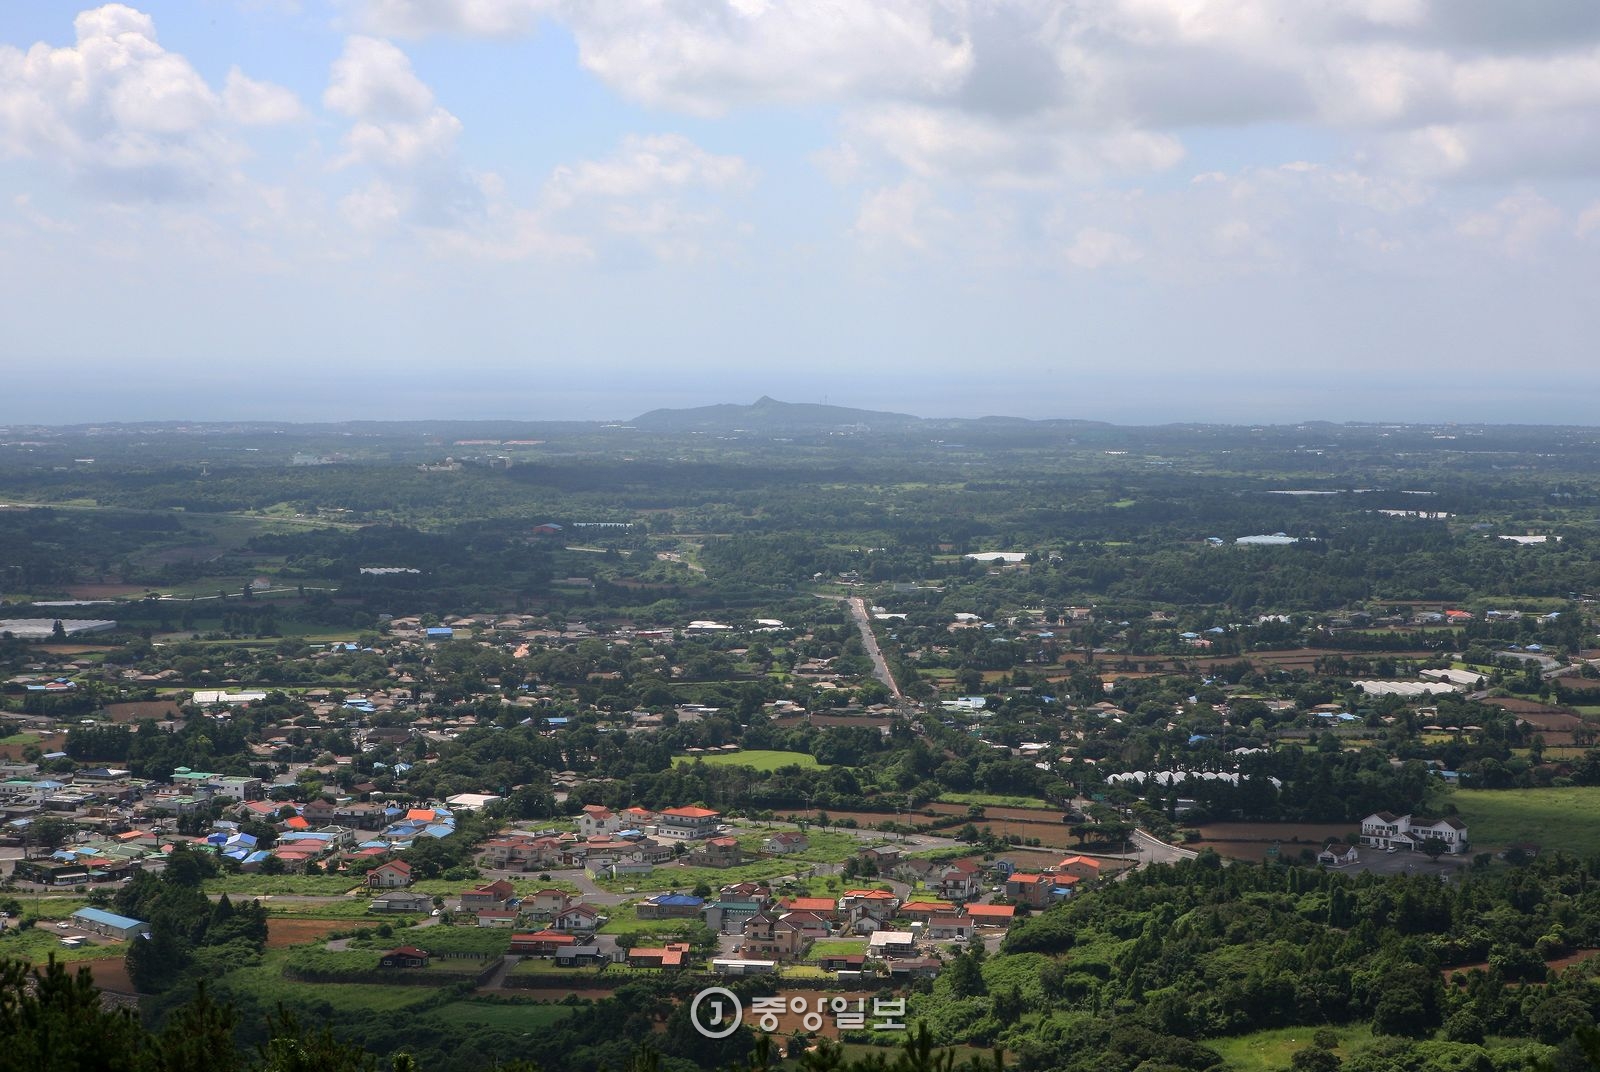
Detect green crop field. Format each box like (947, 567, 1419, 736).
(204, 875, 365, 897)
(594, 858, 801, 894)
(673, 750, 825, 771)
(1452, 787, 1600, 856)
(937, 792, 1052, 809)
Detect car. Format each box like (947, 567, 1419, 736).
(55, 921, 72, 930)
(1386, 847, 1398, 854)
(431, 909, 441, 917)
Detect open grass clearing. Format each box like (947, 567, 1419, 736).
(1207, 1024, 1372, 1072)
(673, 750, 827, 771)
(204, 874, 364, 897)
(1452, 786, 1600, 856)
(936, 791, 1052, 810)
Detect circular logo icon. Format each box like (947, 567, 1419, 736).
(690, 987, 743, 1039)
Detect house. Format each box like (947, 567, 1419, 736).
(380, 946, 431, 969)
(776, 897, 838, 919)
(742, 912, 807, 959)
(1054, 856, 1103, 883)
(1359, 812, 1470, 854)
(555, 944, 609, 966)
(475, 910, 519, 928)
(840, 889, 899, 922)
(637, 893, 704, 920)
(367, 860, 413, 889)
(511, 930, 575, 956)
(524, 889, 572, 918)
(687, 836, 743, 868)
(1318, 843, 1360, 866)
(861, 846, 901, 870)
(553, 903, 602, 933)
(628, 942, 691, 969)
(577, 805, 621, 839)
(928, 915, 975, 941)
(1005, 873, 1053, 908)
(480, 834, 561, 871)
(369, 891, 432, 914)
(886, 958, 941, 980)
(899, 900, 957, 921)
(621, 806, 656, 826)
(935, 860, 982, 901)
(868, 931, 917, 959)
(764, 832, 809, 854)
(781, 910, 834, 940)
(962, 903, 1016, 928)
(656, 806, 721, 840)
(703, 899, 764, 935)
(459, 879, 516, 911)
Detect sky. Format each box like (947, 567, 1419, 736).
(3, 1, 1600, 425)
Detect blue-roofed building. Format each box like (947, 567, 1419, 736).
(425, 627, 454, 641)
(70, 906, 151, 940)
(423, 823, 455, 839)
(637, 893, 704, 919)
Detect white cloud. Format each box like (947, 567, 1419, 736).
(0, 4, 242, 199)
(852, 180, 951, 251)
(544, 133, 750, 206)
(1065, 227, 1141, 269)
(1456, 190, 1563, 257)
(325, 36, 437, 120)
(224, 68, 304, 125)
(325, 37, 463, 172)
(352, 0, 551, 38)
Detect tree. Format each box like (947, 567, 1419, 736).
(1421, 837, 1447, 862)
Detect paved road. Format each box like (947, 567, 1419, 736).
(829, 595, 904, 701)
(1125, 829, 1198, 871)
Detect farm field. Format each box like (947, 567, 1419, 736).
(1451, 787, 1600, 856)
(1188, 822, 1359, 862)
(673, 749, 826, 771)
(265, 917, 374, 949)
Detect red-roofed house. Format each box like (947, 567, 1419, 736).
(935, 860, 982, 901)
(512, 930, 575, 956)
(380, 946, 431, 969)
(367, 860, 413, 890)
(460, 880, 515, 911)
(578, 804, 621, 838)
(553, 903, 602, 932)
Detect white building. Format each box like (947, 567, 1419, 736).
(1360, 812, 1469, 854)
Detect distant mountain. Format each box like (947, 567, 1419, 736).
(630, 396, 923, 433)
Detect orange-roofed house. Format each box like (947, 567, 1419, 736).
(963, 903, 1016, 927)
(778, 897, 839, 918)
(283, 815, 310, 831)
(657, 806, 721, 840)
(1056, 856, 1103, 883)
(627, 942, 690, 969)
(1005, 873, 1054, 908)
(900, 900, 957, 919)
(406, 808, 437, 823)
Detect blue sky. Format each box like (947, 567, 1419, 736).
(3, 1, 1600, 425)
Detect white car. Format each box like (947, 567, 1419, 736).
(55, 921, 72, 930)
